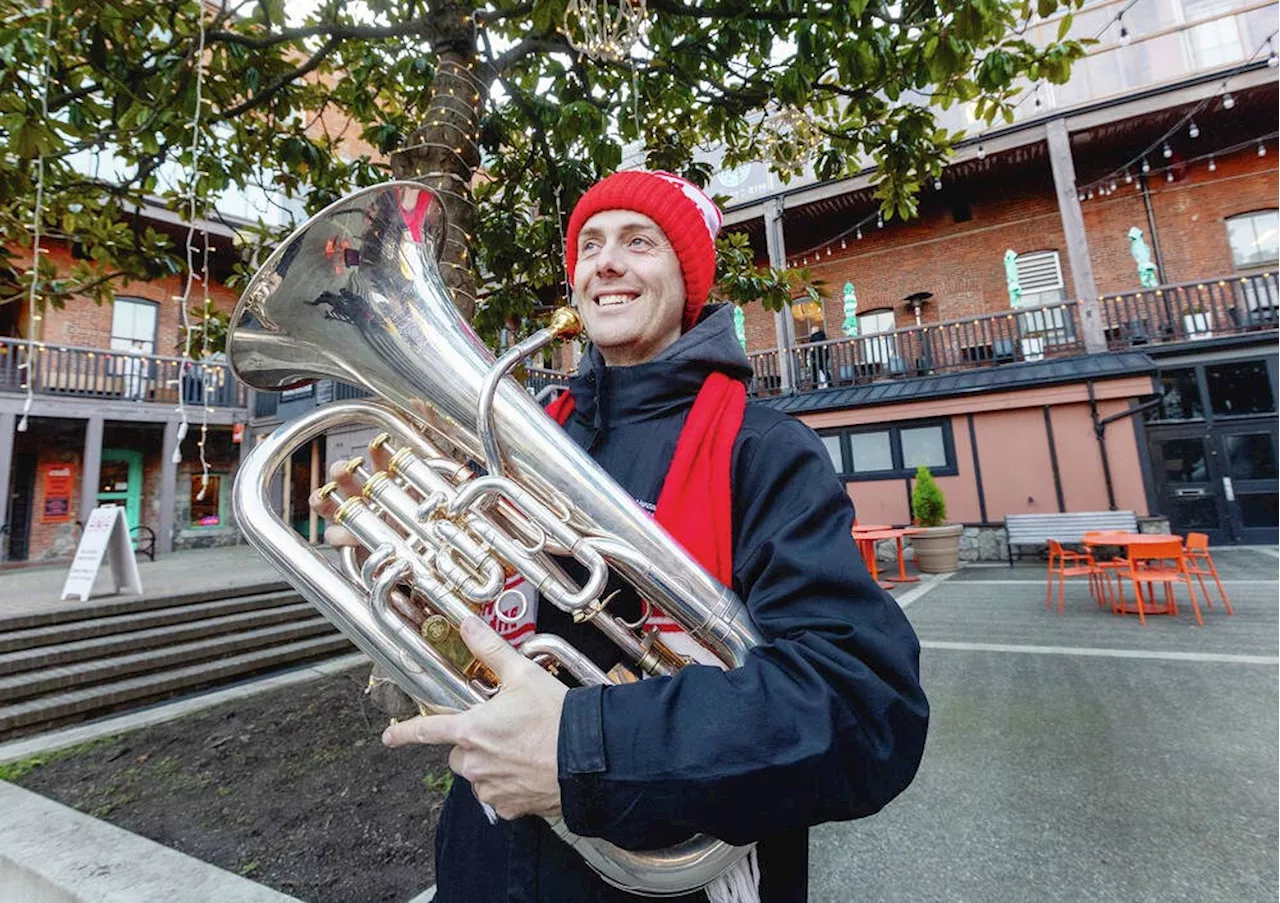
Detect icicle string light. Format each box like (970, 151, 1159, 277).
(18, 7, 56, 433)
(173, 5, 209, 470)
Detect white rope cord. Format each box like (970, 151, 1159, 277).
(18, 7, 56, 433)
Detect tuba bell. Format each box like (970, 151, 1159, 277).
(227, 182, 762, 896)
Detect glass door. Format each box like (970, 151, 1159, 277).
(98, 449, 143, 530)
(1215, 422, 1279, 545)
(1147, 425, 1231, 545)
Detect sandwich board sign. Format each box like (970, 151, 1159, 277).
(60, 505, 144, 601)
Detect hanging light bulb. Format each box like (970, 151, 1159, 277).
(1118, 14, 1131, 46)
(1141, 157, 1151, 173)
(1078, 190, 1087, 202)
(1162, 142, 1173, 159)
(976, 144, 987, 159)
(840, 238, 847, 250)
(856, 227, 863, 240)
(1208, 156, 1217, 171)
(1268, 38, 1278, 68)
(1188, 120, 1200, 138)
(1166, 170, 1174, 182)
(1124, 169, 1133, 184)
(1109, 180, 1118, 192)
(934, 178, 942, 190)
(1222, 92, 1235, 110)
(877, 214, 884, 229)
(1260, 142, 1268, 157)
(826, 246, 832, 257)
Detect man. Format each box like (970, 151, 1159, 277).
(329, 170, 928, 901)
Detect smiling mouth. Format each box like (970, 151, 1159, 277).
(595, 293, 638, 307)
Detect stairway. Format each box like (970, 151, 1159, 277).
(0, 582, 353, 741)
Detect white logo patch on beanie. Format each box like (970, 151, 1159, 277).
(652, 172, 723, 242)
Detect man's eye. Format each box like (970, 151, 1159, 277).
(629, 236, 651, 248)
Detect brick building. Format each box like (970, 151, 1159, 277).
(714, 0, 1277, 547)
(1, 218, 252, 563)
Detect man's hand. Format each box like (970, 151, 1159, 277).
(382, 616, 568, 821)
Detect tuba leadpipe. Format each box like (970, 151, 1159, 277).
(227, 182, 762, 895)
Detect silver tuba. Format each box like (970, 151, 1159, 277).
(227, 182, 763, 896)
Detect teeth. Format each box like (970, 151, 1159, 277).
(596, 294, 634, 307)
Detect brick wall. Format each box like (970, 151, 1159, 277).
(27, 240, 240, 354)
(739, 141, 1277, 349)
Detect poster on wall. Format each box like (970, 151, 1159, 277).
(42, 465, 74, 523)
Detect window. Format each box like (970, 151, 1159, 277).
(1182, 0, 1244, 69)
(1226, 210, 1279, 270)
(1149, 368, 1204, 421)
(110, 297, 158, 354)
(1011, 250, 1067, 308)
(821, 420, 956, 480)
(1206, 360, 1275, 415)
(857, 308, 899, 367)
(189, 474, 225, 528)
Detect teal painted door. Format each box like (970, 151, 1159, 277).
(98, 449, 143, 529)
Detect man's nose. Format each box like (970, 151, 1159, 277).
(593, 240, 626, 276)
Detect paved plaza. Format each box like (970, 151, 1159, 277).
(813, 547, 1279, 903)
(1, 543, 1276, 901)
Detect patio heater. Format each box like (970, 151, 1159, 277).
(903, 291, 933, 326)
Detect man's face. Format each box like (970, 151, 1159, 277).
(573, 210, 686, 367)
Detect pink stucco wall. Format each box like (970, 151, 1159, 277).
(797, 374, 1156, 525)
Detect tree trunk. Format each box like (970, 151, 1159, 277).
(391, 8, 488, 324)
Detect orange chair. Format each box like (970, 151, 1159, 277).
(1046, 539, 1103, 614)
(1083, 531, 1130, 608)
(1114, 539, 1203, 627)
(1184, 533, 1233, 615)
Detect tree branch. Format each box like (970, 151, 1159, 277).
(214, 36, 340, 121)
(205, 16, 434, 50)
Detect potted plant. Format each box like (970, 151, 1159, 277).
(909, 465, 963, 573)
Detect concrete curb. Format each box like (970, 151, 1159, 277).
(0, 781, 303, 902)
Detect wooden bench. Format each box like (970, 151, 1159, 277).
(1005, 511, 1139, 566)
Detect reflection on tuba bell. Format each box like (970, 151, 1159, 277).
(227, 182, 763, 896)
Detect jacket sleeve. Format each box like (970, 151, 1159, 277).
(556, 417, 929, 850)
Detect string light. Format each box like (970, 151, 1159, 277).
(1165, 170, 1174, 182)
(976, 144, 987, 160)
(173, 6, 208, 478)
(1208, 156, 1217, 171)
(1074, 31, 1275, 200)
(1260, 142, 1268, 157)
(1269, 37, 1278, 68)
(18, 8, 56, 433)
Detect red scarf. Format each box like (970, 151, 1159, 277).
(545, 372, 745, 586)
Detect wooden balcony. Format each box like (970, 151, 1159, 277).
(751, 272, 1277, 397)
(0, 338, 249, 409)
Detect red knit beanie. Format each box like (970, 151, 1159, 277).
(566, 170, 723, 333)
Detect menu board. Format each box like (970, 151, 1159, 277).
(42, 465, 74, 523)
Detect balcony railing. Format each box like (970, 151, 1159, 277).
(1100, 272, 1277, 349)
(753, 300, 1087, 396)
(748, 273, 1276, 397)
(0, 338, 249, 409)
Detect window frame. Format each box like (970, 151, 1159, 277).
(1225, 209, 1279, 272)
(187, 472, 229, 531)
(819, 418, 958, 482)
(109, 296, 159, 354)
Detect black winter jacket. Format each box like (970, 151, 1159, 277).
(433, 304, 928, 902)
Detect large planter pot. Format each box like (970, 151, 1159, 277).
(910, 524, 964, 573)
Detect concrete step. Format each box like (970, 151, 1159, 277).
(0, 589, 305, 654)
(0, 601, 320, 676)
(0, 617, 342, 703)
(0, 634, 355, 737)
(0, 579, 291, 633)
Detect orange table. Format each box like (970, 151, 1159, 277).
(853, 527, 922, 588)
(1082, 532, 1185, 616)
